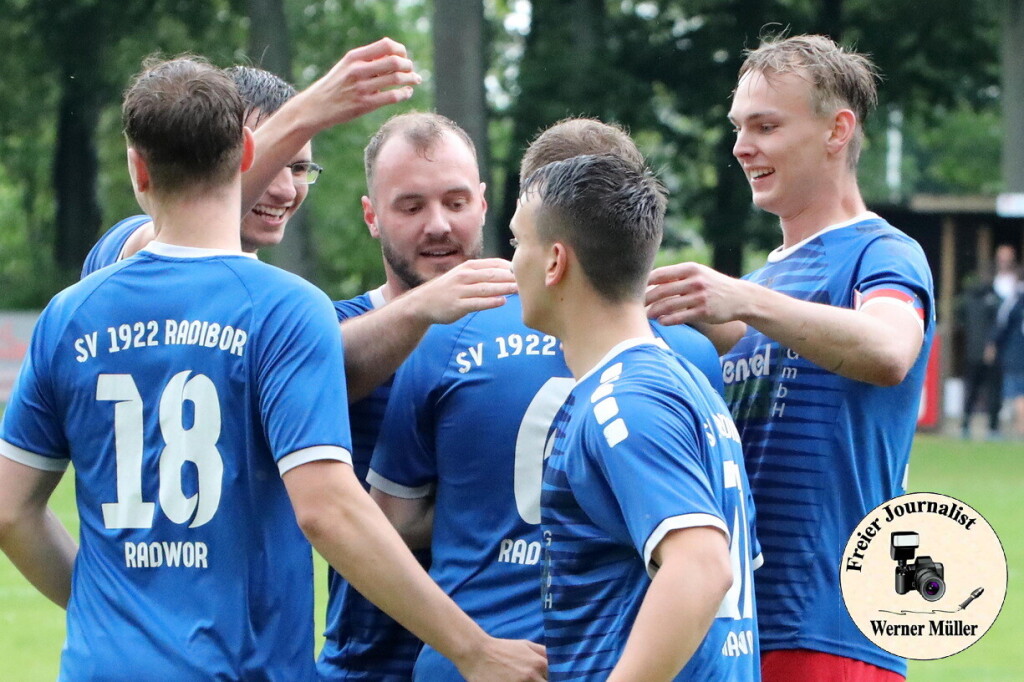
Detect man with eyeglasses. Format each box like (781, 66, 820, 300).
(0, 55, 546, 681)
(82, 44, 516, 406)
(82, 50, 370, 275)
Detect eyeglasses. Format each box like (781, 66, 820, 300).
(287, 161, 324, 185)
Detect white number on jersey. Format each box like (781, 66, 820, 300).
(98, 371, 224, 530)
(716, 459, 755, 620)
(513, 377, 575, 525)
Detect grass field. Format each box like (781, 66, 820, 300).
(0, 433, 1020, 680)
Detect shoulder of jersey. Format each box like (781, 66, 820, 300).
(578, 353, 683, 448)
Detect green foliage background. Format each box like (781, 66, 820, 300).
(0, 0, 1007, 306)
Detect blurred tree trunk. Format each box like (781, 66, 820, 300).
(497, 0, 606, 258)
(1003, 0, 1024, 192)
(434, 0, 495, 251)
(247, 0, 315, 279)
(52, 12, 104, 282)
(815, 0, 844, 41)
(53, 60, 103, 279)
(709, 0, 768, 276)
(708, 131, 751, 277)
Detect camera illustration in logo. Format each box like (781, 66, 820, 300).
(891, 531, 945, 601)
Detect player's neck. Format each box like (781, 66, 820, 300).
(779, 174, 866, 249)
(147, 186, 243, 251)
(559, 299, 654, 380)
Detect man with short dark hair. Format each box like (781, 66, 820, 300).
(82, 39, 418, 276)
(510, 153, 758, 681)
(319, 110, 516, 681)
(0, 56, 545, 681)
(646, 34, 935, 681)
(366, 119, 743, 680)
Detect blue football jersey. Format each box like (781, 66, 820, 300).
(722, 214, 935, 675)
(0, 243, 352, 681)
(80, 214, 152, 278)
(541, 339, 759, 681)
(368, 295, 728, 680)
(318, 286, 425, 681)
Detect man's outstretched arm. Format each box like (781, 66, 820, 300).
(646, 262, 924, 385)
(243, 38, 421, 214)
(284, 460, 546, 681)
(116, 38, 421, 262)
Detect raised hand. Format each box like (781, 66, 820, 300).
(302, 37, 422, 127)
(646, 262, 747, 326)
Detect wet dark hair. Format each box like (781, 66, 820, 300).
(224, 66, 296, 127)
(520, 154, 666, 302)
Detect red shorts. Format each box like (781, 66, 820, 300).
(762, 650, 905, 682)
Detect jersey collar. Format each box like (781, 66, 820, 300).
(142, 241, 258, 259)
(767, 211, 879, 263)
(575, 336, 668, 386)
(367, 285, 388, 310)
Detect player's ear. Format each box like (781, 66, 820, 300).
(240, 127, 256, 173)
(127, 147, 150, 193)
(546, 241, 568, 287)
(479, 182, 488, 225)
(827, 109, 857, 158)
(362, 196, 380, 238)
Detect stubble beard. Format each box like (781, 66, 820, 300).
(381, 232, 484, 290)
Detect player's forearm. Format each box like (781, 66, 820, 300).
(738, 282, 922, 386)
(0, 507, 76, 608)
(610, 530, 732, 681)
(341, 297, 431, 402)
(286, 462, 487, 667)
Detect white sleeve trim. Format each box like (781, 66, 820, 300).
(0, 438, 70, 472)
(753, 553, 765, 570)
(277, 445, 352, 476)
(366, 469, 435, 499)
(643, 513, 730, 579)
(859, 297, 925, 332)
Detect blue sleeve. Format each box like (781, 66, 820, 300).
(368, 328, 454, 496)
(253, 285, 352, 470)
(854, 235, 935, 333)
(81, 215, 151, 279)
(651, 322, 725, 396)
(333, 296, 373, 322)
(0, 303, 70, 469)
(580, 386, 726, 566)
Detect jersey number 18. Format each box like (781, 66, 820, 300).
(97, 371, 224, 530)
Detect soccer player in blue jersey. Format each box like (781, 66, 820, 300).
(509, 153, 759, 681)
(82, 38, 421, 278)
(646, 35, 934, 682)
(319, 111, 522, 681)
(364, 118, 729, 681)
(0, 56, 545, 681)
